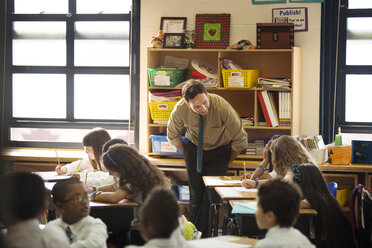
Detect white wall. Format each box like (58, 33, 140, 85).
(139, 0, 322, 153)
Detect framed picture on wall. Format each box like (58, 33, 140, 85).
(160, 17, 187, 33)
(194, 13, 230, 49)
(163, 33, 185, 48)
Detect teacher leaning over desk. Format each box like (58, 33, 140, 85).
(167, 80, 248, 237)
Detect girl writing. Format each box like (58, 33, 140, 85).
(55, 127, 111, 175)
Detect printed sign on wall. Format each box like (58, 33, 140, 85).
(272, 7, 308, 32)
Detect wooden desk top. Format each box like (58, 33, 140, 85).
(3, 147, 372, 173)
(1, 147, 85, 163)
(90, 199, 138, 208)
(203, 176, 242, 187)
(230, 200, 317, 216)
(215, 187, 257, 200)
(189, 235, 258, 247)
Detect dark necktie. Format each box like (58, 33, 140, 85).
(197, 114, 204, 173)
(65, 226, 73, 244)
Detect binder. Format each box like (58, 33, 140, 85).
(257, 91, 272, 127)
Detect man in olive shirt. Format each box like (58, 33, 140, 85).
(167, 81, 248, 237)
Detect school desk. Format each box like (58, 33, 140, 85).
(202, 176, 244, 237)
(189, 235, 258, 247)
(230, 200, 317, 238)
(90, 200, 138, 232)
(207, 187, 258, 236)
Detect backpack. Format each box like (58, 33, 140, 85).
(349, 184, 372, 248)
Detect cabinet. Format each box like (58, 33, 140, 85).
(147, 47, 302, 159)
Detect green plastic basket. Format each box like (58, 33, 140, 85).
(148, 68, 187, 87)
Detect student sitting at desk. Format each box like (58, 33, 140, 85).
(44, 178, 108, 248)
(126, 187, 190, 248)
(93, 144, 170, 245)
(255, 178, 315, 248)
(2, 172, 70, 248)
(287, 163, 354, 248)
(241, 134, 281, 181)
(55, 127, 111, 175)
(242, 135, 316, 188)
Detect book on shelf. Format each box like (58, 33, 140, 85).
(297, 135, 325, 149)
(261, 91, 279, 127)
(257, 91, 272, 127)
(279, 92, 291, 127)
(258, 77, 291, 89)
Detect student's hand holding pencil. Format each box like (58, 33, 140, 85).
(55, 166, 67, 175)
(241, 179, 256, 189)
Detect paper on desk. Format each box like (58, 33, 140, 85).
(224, 180, 242, 184)
(234, 187, 258, 193)
(231, 202, 257, 214)
(217, 187, 242, 197)
(204, 177, 224, 185)
(189, 236, 251, 248)
(204, 177, 241, 185)
(35, 171, 70, 181)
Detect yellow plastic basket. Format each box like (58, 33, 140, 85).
(336, 185, 352, 207)
(149, 102, 177, 121)
(222, 69, 260, 88)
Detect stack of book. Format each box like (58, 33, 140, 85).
(246, 143, 257, 155)
(297, 135, 325, 149)
(241, 117, 254, 127)
(246, 140, 265, 155)
(257, 91, 279, 127)
(279, 92, 291, 127)
(258, 77, 291, 89)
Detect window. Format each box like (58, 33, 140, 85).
(2, 0, 140, 148)
(336, 1, 372, 130)
(320, 0, 372, 143)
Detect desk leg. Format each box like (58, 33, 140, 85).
(207, 187, 222, 237)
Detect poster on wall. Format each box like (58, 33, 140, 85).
(194, 13, 230, 49)
(272, 7, 308, 32)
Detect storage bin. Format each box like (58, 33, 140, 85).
(148, 102, 177, 121)
(177, 185, 190, 202)
(222, 69, 260, 88)
(336, 185, 352, 207)
(148, 68, 187, 87)
(171, 184, 190, 202)
(150, 134, 187, 155)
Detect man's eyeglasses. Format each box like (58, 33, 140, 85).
(63, 194, 89, 203)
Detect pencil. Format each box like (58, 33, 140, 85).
(75, 160, 82, 174)
(243, 161, 247, 180)
(55, 151, 61, 169)
(85, 172, 88, 186)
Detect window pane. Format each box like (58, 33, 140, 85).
(13, 22, 66, 66)
(76, 0, 131, 14)
(13, 74, 66, 118)
(10, 128, 135, 144)
(349, 0, 372, 9)
(346, 18, 372, 65)
(74, 74, 130, 120)
(345, 75, 372, 122)
(74, 22, 129, 66)
(14, 0, 68, 14)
